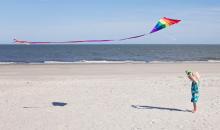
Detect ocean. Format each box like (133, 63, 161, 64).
(0, 44, 220, 64)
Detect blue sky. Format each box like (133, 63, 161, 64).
(0, 0, 220, 44)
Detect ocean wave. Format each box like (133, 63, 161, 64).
(149, 60, 220, 63)
(207, 60, 220, 63)
(43, 61, 77, 64)
(44, 60, 147, 64)
(0, 62, 16, 64)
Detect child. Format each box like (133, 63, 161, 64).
(185, 70, 200, 113)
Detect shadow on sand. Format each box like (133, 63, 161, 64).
(131, 105, 192, 113)
(52, 102, 67, 106)
(23, 102, 67, 108)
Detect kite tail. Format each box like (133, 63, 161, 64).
(14, 35, 146, 44)
(66, 40, 114, 43)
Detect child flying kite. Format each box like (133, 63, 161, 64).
(185, 70, 200, 113)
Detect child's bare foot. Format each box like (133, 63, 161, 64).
(192, 109, 197, 113)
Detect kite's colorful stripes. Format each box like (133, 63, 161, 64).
(150, 17, 181, 33)
(15, 17, 181, 44)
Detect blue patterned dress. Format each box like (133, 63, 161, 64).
(191, 81, 199, 103)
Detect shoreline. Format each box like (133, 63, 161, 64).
(0, 60, 220, 65)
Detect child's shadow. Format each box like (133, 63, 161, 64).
(131, 105, 192, 113)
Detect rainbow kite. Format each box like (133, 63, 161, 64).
(150, 17, 181, 33)
(14, 17, 181, 44)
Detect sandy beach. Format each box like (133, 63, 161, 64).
(0, 63, 220, 130)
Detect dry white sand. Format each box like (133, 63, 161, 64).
(0, 63, 220, 130)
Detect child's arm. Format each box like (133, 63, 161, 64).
(189, 75, 198, 83)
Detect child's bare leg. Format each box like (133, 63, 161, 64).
(193, 103, 197, 113)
